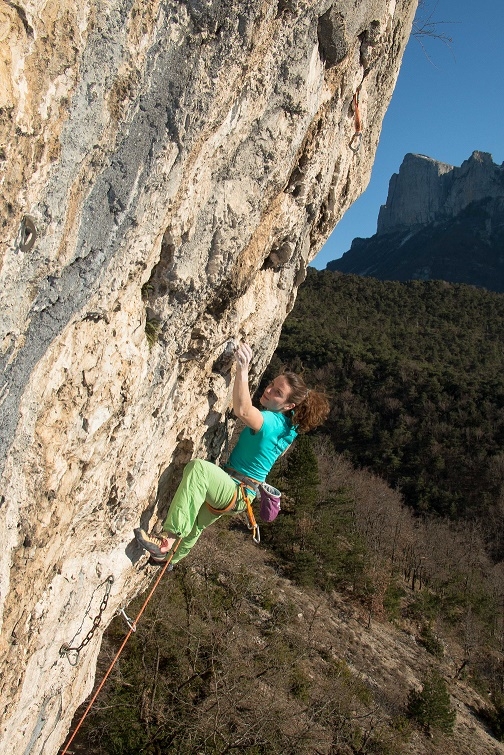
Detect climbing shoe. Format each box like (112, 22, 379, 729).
(149, 556, 174, 568)
(134, 528, 176, 559)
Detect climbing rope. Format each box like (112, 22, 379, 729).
(349, 87, 363, 153)
(59, 539, 181, 755)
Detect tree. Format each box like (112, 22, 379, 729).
(407, 670, 456, 735)
(285, 434, 320, 508)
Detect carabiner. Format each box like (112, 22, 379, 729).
(118, 608, 136, 632)
(349, 132, 362, 153)
(244, 493, 261, 545)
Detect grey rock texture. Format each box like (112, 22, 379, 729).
(378, 151, 504, 234)
(0, 1, 416, 752)
(328, 152, 504, 290)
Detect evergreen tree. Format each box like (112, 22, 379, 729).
(285, 433, 320, 508)
(407, 670, 456, 735)
(266, 435, 320, 586)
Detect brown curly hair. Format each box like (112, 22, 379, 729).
(282, 371, 330, 433)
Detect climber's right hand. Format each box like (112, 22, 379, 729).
(235, 341, 253, 370)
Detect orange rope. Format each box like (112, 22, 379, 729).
(59, 538, 181, 755)
(353, 88, 362, 134)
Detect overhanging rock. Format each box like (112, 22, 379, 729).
(0, 0, 417, 751)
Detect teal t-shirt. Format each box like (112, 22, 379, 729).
(228, 410, 298, 482)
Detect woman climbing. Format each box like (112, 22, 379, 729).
(134, 342, 329, 565)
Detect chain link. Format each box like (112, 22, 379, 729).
(60, 575, 114, 665)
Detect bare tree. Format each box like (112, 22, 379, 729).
(412, 0, 458, 63)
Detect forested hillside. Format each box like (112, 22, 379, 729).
(71, 269, 504, 754)
(268, 269, 504, 558)
(71, 439, 504, 755)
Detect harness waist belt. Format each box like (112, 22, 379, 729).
(222, 466, 261, 493)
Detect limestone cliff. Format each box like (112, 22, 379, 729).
(328, 152, 504, 290)
(377, 151, 504, 234)
(0, 1, 416, 752)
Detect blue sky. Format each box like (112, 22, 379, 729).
(312, 0, 504, 269)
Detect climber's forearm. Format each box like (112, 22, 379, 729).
(233, 365, 253, 416)
(233, 343, 263, 431)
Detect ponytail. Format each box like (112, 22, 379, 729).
(282, 372, 330, 433)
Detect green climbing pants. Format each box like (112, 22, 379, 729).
(163, 459, 246, 564)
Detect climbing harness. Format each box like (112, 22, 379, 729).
(59, 575, 114, 666)
(205, 481, 260, 543)
(349, 87, 363, 153)
(230, 473, 260, 542)
(59, 538, 181, 755)
(223, 465, 283, 533)
(222, 465, 282, 543)
(221, 467, 262, 543)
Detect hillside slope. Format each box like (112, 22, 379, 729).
(274, 269, 504, 545)
(74, 503, 504, 755)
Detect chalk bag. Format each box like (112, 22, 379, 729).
(259, 483, 281, 522)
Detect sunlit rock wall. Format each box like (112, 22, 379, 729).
(0, 0, 417, 751)
(378, 150, 504, 233)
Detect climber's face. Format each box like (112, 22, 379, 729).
(260, 375, 295, 413)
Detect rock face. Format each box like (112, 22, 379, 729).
(328, 152, 504, 290)
(377, 151, 504, 234)
(0, 1, 416, 752)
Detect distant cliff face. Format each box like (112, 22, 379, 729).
(328, 152, 504, 290)
(378, 151, 504, 234)
(0, 1, 417, 752)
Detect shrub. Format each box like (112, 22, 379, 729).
(145, 316, 161, 347)
(407, 670, 456, 735)
(480, 693, 504, 742)
(418, 623, 444, 658)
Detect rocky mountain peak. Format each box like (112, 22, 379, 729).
(377, 150, 504, 234)
(328, 151, 504, 292)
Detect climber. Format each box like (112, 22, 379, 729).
(134, 341, 329, 565)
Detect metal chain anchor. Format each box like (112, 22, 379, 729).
(60, 575, 114, 666)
